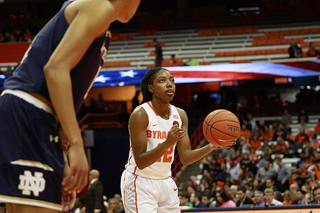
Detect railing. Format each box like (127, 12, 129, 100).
(172, 121, 204, 180)
(78, 113, 122, 130)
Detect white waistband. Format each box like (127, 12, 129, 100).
(1, 89, 53, 114)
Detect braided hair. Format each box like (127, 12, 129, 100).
(140, 67, 168, 104)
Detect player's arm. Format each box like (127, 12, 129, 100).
(130, 107, 184, 169)
(43, 1, 114, 193)
(176, 108, 224, 166)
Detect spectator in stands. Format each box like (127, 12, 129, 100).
(273, 123, 287, 141)
(281, 108, 292, 124)
(273, 136, 288, 154)
(307, 42, 320, 57)
(265, 179, 278, 192)
(235, 149, 243, 163)
(257, 120, 265, 131)
(246, 189, 253, 201)
(315, 119, 320, 135)
(249, 148, 259, 164)
(313, 152, 320, 164)
(95, 93, 107, 113)
(298, 108, 309, 123)
(153, 39, 163, 67)
(236, 185, 254, 207)
(215, 190, 236, 208)
(240, 124, 252, 140)
(261, 125, 274, 143)
(285, 122, 295, 142)
(246, 113, 256, 131)
(295, 127, 310, 148)
(239, 136, 250, 154)
(282, 189, 295, 205)
(275, 156, 292, 192)
(258, 154, 272, 169)
(187, 186, 195, 196)
(288, 39, 302, 58)
(237, 185, 254, 207)
(290, 183, 298, 192)
(265, 188, 283, 206)
(256, 161, 276, 184)
(252, 125, 262, 140)
(254, 191, 265, 207)
(312, 186, 320, 204)
(275, 191, 284, 203)
(302, 141, 314, 157)
(228, 161, 241, 183)
(305, 175, 316, 189)
(230, 185, 238, 199)
(216, 152, 226, 166)
(23, 28, 33, 42)
(170, 54, 177, 66)
(240, 153, 257, 179)
(201, 195, 212, 207)
(250, 134, 262, 151)
(310, 134, 320, 150)
(251, 179, 260, 195)
(292, 190, 309, 205)
(190, 191, 207, 208)
(285, 141, 299, 158)
(179, 192, 192, 208)
(216, 166, 230, 182)
(107, 198, 120, 213)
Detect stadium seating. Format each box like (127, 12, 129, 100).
(101, 24, 320, 71)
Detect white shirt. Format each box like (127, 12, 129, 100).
(267, 199, 283, 206)
(125, 102, 182, 179)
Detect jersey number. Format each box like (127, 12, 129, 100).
(157, 146, 174, 163)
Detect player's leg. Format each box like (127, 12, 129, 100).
(121, 170, 158, 213)
(0, 92, 64, 212)
(6, 203, 60, 213)
(158, 177, 180, 213)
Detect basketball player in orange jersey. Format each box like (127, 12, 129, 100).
(121, 67, 232, 212)
(0, 0, 140, 213)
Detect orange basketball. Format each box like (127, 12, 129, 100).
(202, 109, 240, 147)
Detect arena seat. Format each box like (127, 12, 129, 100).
(91, 24, 320, 70)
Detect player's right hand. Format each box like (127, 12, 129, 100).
(62, 143, 89, 193)
(166, 124, 185, 146)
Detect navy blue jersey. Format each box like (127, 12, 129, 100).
(4, 0, 110, 113)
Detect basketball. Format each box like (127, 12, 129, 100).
(202, 109, 240, 147)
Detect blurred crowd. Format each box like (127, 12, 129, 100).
(0, 28, 34, 43)
(177, 102, 320, 209)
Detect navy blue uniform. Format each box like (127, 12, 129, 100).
(0, 0, 110, 210)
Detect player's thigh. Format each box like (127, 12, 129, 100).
(157, 177, 180, 213)
(6, 203, 60, 213)
(121, 171, 158, 213)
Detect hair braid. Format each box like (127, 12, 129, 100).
(140, 67, 167, 104)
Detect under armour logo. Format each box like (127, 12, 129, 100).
(18, 171, 46, 197)
(49, 135, 59, 143)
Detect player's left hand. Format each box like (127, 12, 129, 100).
(62, 142, 88, 193)
(61, 161, 77, 211)
(62, 190, 76, 212)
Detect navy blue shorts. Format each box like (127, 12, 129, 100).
(0, 92, 64, 211)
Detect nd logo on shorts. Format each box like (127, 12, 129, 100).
(18, 170, 46, 196)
